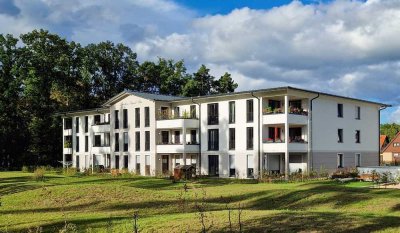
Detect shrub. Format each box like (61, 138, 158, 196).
(21, 166, 30, 173)
(62, 168, 77, 176)
(331, 167, 358, 179)
(33, 167, 45, 181)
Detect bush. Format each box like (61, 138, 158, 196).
(21, 166, 30, 173)
(62, 168, 77, 176)
(33, 167, 45, 181)
(331, 167, 358, 179)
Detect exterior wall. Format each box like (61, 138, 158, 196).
(110, 95, 156, 175)
(313, 151, 378, 172)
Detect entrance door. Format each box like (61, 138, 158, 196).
(162, 155, 169, 174)
(208, 155, 219, 176)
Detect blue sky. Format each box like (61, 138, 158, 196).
(0, 0, 398, 123)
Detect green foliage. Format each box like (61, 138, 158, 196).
(33, 167, 45, 181)
(0, 29, 238, 169)
(21, 166, 29, 173)
(380, 123, 400, 141)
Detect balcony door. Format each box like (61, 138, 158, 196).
(174, 131, 180, 144)
(208, 155, 219, 177)
(161, 131, 169, 144)
(162, 155, 169, 174)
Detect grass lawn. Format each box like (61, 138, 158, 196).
(1, 172, 400, 232)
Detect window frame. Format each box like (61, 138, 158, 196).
(135, 131, 140, 151)
(355, 153, 361, 167)
(229, 101, 235, 124)
(135, 108, 140, 128)
(247, 127, 254, 150)
(208, 129, 219, 151)
(207, 103, 219, 125)
(229, 128, 235, 150)
(246, 99, 254, 123)
(337, 103, 343, 118)
(337, 153, 344, 168)
(338, 129, 343, 143)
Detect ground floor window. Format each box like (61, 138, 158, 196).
(337, 153, 343, 168)
(76, 155, 80, 169)
(123, 155, 129, 169)
(65, 154, 72, 162)
(145, 155, 150, 175)
(355, 153, 361, 167)
(247, 154, 254, 178)
(208, 155, 219, 176)
(106, 154, 111, 168)
(229, 154, 235, 177)
(115, 155, 120, 169)
(136, 155, 140, 174)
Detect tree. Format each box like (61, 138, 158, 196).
(214, 72, 238, 93)
(380, 123, 400, 141)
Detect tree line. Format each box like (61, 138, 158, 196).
(0, 29, 238, 169)
(380, 123, 400, 142)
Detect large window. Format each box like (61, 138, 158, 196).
(338, 153, 344, 168)
(135, 132, 140, 151)
(85, 136, 88, 152)
(229, 101, 235, 124)
(338, 129, 343, 143)
(115, 155, 119, 169)
(75, 117, 79, 133)
(145, 131, 150, 151)
(136, 155, 140, 174)
(94, 135, 101, 147)
(75, 136, 79, 152)
(114, 133, 119, 152)
(247, 99, 254, 122)
(247, 127, 254, 150)
(123, 132, 128, 151)
(135, 108, 140, 128)
(190, 105, 196, 118)
(207, 103, 219, 125)
(123, 109, 128, 128)
(229, 128, 235, 150)
(145, 155, 150, 175)
(355, 106, 361, 120)
(64, 118, 72, 129)
(84, 116, 88, 133)
(355, 130, 360, 143)
(114, 110, 119, 129)
(94, 115, 101, 125)
(161, 131, 169, 144)
(208, 129, 219, 151)
(247, 154, 254, 178)
(190, 130, 197, 144)
(338, 104, 343, 118)
(229, 154, 235, 177)
(355, 153, 361, 167)
(123, 155, 129, 169)
(145, 107, 150, 127)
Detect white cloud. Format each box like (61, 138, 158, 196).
(389, 107, 400, 123)
(1, 0, 400, 121)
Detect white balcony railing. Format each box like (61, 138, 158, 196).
(156, 118, 199, 129)
(92, 123, 110, 133)
(92, 146, 111, 154)
(156, 143, 199, 153)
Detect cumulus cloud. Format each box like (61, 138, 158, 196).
(1, 0, 400, 121)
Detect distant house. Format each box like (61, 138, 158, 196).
(381, 132, 400, 165)
(380, 135, 389, 151)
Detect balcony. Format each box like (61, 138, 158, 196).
(156, 117, 199, 129)
(92, 144, 111, 154)
(262, 141, 286, 152)
(288, 142, 308, 152)
(92, 122, 110, 132)
(63, 129, 72, 135)
(156, 142, 199, 153)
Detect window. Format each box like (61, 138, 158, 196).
(145, 131, 150, 151)
(174, 131, 180, 144)
(135, 108, 140, 128)
(355, 106, 361, 120)
(85, 116, 88, 133)
(114, 110, 119, 129)
(247, 127, 254, 150)
(247, 99, 254, 122)
(229, 155, 235, 177)
(145, 155, 150, 175)
(355, 130, 360, 143)
(136, 155, 140, 174)
(161, 131, 169, 144)
(94, 135, 101, 147)
(76, 155, 80, 169)
(94, 115, 101, 125)
(190, 105, 196, 118)
(338, 104, 343, 118)
(355, 153, 361, 167)
(115, 133, 119, 152)
(123, 155, 129, 169)
(229, 128, 235, 150)
(115, 155, 119, 169)
(207, 103, 219, 125)
(338, 129, 343, 143)
(135, 132, 140, 151)
(208, 129, 219, 151)
(85, 136, 88, 152)
(123, 132, 128, 151)
(174, 107, 180, 118)
(64, 118, 72, 129)
(75, 136, 79, 152)
(229, 101, 235, 124)
(338, 153, 344, 168)
(64, 136, 72, 148)
(75, 117, 79, 133)
(123, 109, 128, 128)
(190, 130, 197, 144)
(104, 133, 110, 146)
(145, 107, 150, 127)
(247, 154, 254, 178)
(394, 143, 400, 147)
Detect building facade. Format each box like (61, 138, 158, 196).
(61, 86, 388, 178)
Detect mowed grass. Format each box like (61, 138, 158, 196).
(1, 172, 400, 232)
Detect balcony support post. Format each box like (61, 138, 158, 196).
(284, 95, 289, 180)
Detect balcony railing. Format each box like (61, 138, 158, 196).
(64, 141, 72, 148)
(93, 121, 110, 126)
(93, 143, 110, 147)
(157, 141, 183, 145)
(289, 137, 307, 143)
(263, 107, 283, 115)
(288, 107, 308, 116)
(262, 107, 308, 116)
(263, 138, 284, 143)
(157, 113, 198, 120)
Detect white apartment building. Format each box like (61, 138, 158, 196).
(61, 86, 388, 179)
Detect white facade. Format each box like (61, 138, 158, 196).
(62, 87, 387, 179)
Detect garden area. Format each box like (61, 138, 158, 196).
(1, 169, 400, 232)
